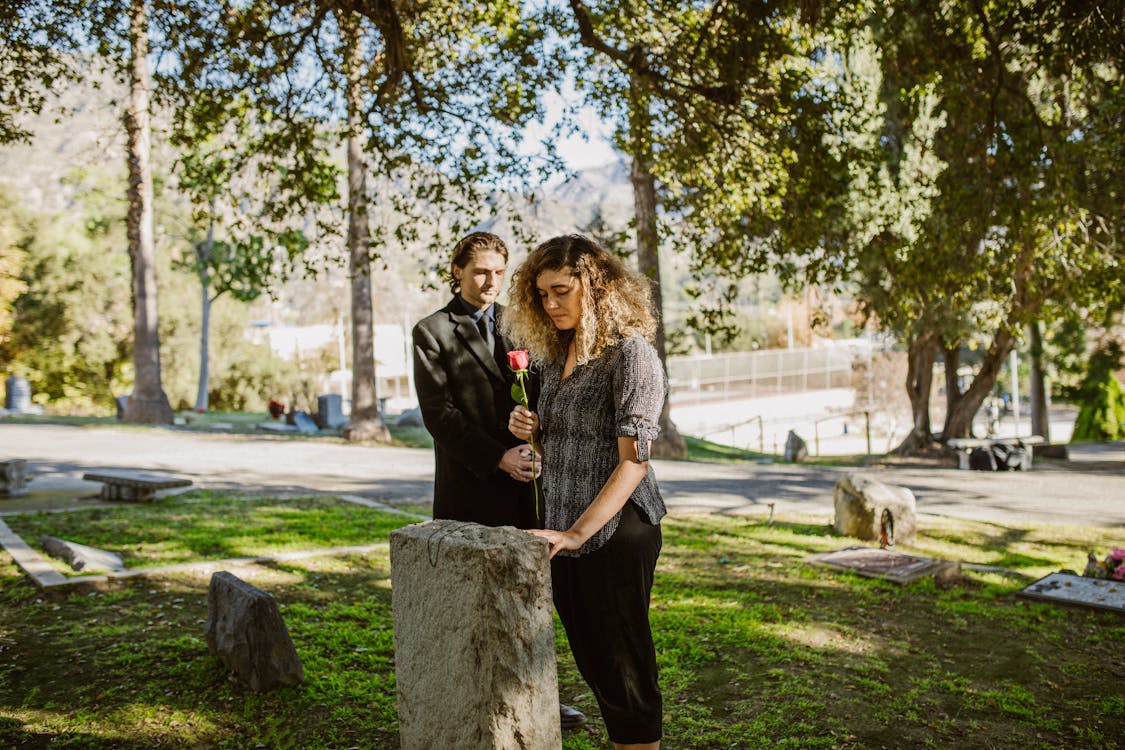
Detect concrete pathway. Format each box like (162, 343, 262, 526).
(1, 422, 1122, 527)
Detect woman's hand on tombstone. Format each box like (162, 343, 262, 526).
(508, 405, 539, 441)
(528, 528, 583, 559)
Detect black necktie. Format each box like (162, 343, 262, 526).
(477, 315, 493, 353)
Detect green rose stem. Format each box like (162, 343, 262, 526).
(508, 361, 540, 524)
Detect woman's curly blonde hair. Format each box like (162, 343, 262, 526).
(501, 234, 657, 366)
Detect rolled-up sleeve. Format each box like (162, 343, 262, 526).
(613, 336, 667, 462)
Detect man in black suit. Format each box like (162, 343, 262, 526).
(411, 232, 586, 729)
(412, 231, 538, 528)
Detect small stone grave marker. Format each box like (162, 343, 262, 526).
(806, 546, 960, 585)
(0, 459, 30, 497)
(1017, 572, 1125, 615)
(315, 393, 347, 429)
(206, 571, 304, 691)
(40, 536, 124, 573)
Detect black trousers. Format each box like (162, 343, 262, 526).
(551, 501, 662, 744)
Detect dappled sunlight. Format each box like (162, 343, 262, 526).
(2, 704, 223, 747)
(765, 620, 898, 657)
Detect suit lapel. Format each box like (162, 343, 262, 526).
(448, 301, 505, 385)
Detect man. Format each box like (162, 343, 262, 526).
(412, 231, 540, 527)
(412, 232, 586, 729)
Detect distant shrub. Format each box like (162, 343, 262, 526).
(1071, 372, 1125, 442)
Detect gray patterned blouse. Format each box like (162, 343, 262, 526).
(538, 333, 668, 556)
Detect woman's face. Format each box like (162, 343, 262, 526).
(536, 267, 583, 331)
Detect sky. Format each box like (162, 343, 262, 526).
(520, 89, 620, 172)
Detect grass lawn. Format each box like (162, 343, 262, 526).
(1, 491, 1122, 749)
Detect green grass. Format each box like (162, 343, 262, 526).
(5, 492, 418, 573)
(0, 410, 435, 448)
(2, 494, 1123, 748)
(683, 435, 774, 463)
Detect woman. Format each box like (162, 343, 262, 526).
(504, 234, 666, 750)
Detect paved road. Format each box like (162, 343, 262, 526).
(2, 423, 1123, 527)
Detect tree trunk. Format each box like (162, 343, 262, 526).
(629, 72, 686, 459)
(942, 344, 962, 424)
(121, 0, 172, 425)
(892, 332, 940, 454)
(940, 327, 1017, 440)
(1028, 321, 1050, 441)
(340, 13, 389, 443)
(194, 214, 214, 413)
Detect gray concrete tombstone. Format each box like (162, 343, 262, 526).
(784, 430, 808, 462)
(205, 571, 304, 692)
(315, 394, 347, 430)
(4, 376, 31, 412)
(0, 459, 29, 497)
(391, 520, 561, 750)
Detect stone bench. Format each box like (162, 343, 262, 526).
(1, 459, 30, 497)
(81, 470, 192, 502)
(946, 436, 1043, 470)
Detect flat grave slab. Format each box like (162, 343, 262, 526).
(81, 470, 192, 502)
(806, 546, 960, 584)
(1017, 572, 1125, 615)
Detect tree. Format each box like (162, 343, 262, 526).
(170, 91, 327, 413)
(7, 0, 229, 423)
(818, 0, 1125, 451)
(0, 0, 82, 144)
(337, 9, 388, 441)
(627, 72, 685, 456)
(120, 0, 172, 423)
(175, 0, 562, 442)
(0, 191, 29, 351)
(0, 193, 134, 411)
(558, 0, 833, 457)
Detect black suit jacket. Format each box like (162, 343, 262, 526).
(412, 298, 537, 528)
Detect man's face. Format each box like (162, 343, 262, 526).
(453, 250, 507, 311)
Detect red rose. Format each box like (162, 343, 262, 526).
(507, 349, 530, 371)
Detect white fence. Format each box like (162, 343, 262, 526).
(667, 347, 857, 401)
(665, 346, 894, 456)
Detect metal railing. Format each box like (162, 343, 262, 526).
(700, 415, 766, 454)
(812, 411, 872, 456)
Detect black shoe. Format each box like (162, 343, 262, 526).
(560, 703, 587, 729)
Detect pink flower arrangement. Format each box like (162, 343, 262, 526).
(1112, 548, 1125, 581)
(1084, 547, 1125, 580)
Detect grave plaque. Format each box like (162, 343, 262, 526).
(1017, 572, 1125, 614)
(806, 546, 960, 584)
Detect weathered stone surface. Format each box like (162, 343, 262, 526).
(784, 430, 808, 462)
(0, 459, 29, 497)
(205, 571, 304, 692)
(1018, 571, 1125, 614)
(39, 536, 124, 572)
(833, 473, 918, 545)
(81, 471, 192, 502)
(391, 520, 561, 750)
